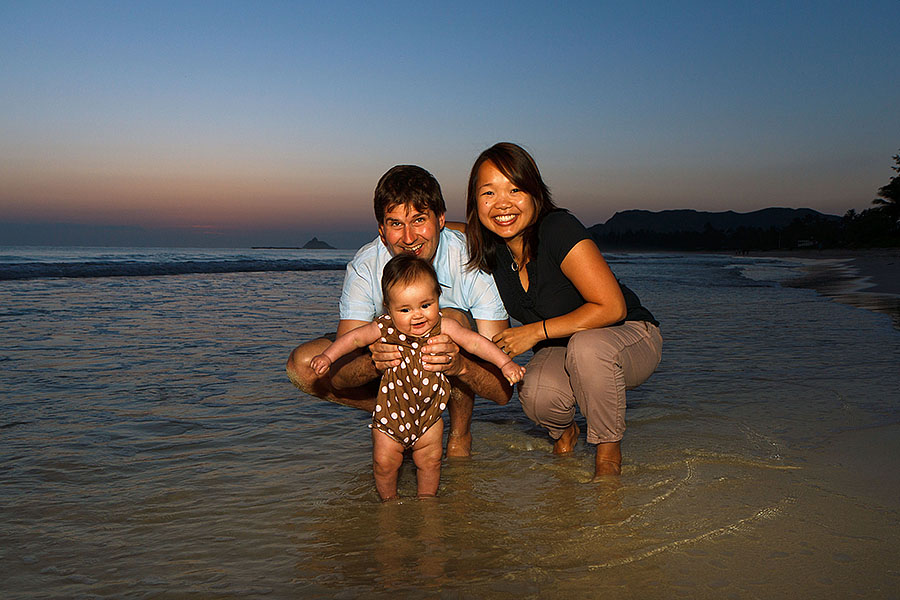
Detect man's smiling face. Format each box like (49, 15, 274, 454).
(378, 203, 445, 262)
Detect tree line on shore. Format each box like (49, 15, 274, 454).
(591, 150, 900, 252)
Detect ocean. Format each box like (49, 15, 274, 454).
(1, 247, 898, 598)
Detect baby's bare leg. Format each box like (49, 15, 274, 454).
(412, 419, 444, 498)
(372, 429, 404, 501)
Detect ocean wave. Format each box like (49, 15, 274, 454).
(0, 258, 349, 280)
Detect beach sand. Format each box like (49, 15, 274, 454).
(752, 248, 899, 293)
(747, 248, 900, 592)
(3, 250, 898, 598)
(750, 248, 900, 328)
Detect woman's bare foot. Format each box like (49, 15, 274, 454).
(593, 441, 622, 479)
(445, 432, 472, 458)
(552, 423, 580, 454)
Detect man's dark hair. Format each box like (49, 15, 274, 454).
(374, 165, 446, 224)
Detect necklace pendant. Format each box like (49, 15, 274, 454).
(511, 260, 518, 272)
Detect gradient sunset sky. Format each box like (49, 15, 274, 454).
(2, 1, 898, 247)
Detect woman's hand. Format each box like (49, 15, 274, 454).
(492, 323, 544, 358)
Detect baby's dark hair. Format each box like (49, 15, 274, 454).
(381, 254, 442, 307)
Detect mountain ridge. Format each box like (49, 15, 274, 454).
(589, 207, 839, 235)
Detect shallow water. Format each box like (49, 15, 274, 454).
(1, 252, 898, 598)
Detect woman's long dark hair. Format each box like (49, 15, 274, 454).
(466, 142, 556, 273)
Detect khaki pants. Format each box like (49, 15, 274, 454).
(519, 321, 662, 444)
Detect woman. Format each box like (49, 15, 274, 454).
(465, 142, 662, 478)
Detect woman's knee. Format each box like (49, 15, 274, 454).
(519, 373, 574, 425)
(518, 374, 546, 417)
(566, 324, 660, 391)
(517, 379, 541, 422)
(566, 329, 620, 369)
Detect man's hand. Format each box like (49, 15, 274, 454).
(369, 340, 401, 372)
(421, 333, 464, 376)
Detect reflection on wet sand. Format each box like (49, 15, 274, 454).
(295, 418, 817, 597)
(3, 256, 898, 598)
(772, 250, 900, 329)
(375, 498, 446, 587)
(832, 292, 900, 329)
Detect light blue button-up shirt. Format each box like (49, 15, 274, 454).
(339, 228, 508, 324)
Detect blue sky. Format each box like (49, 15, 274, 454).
(1, 1, 898, 247)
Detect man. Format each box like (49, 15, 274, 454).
(286, 165, 512, 457)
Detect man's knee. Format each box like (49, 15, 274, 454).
(286, 338, 332, 392)
(449, 385, 474, 403)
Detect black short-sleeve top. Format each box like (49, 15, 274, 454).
(489, 210, 658, 348)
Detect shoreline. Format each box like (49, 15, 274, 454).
(747, 248, 900, 328)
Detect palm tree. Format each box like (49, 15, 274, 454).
(872, 150, 900, 221)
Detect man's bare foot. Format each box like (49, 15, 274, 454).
(447, 431, 472, 458)
(552, 423, 580, 454)
(445, 432, 472, 458)
(592, 441, 622, 479)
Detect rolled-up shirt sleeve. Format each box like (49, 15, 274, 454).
(464, 268, 508, 322)
(338, 259, 378, 322)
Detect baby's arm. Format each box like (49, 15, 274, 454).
(442, 319, 526, 384)
(309, 321, 382, 376)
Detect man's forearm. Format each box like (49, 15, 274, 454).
(330, 352, 380, 390)
(450, 354, 512, 405)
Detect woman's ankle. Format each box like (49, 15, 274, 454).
(552, 422, 580, 454)
(594, 441, 622, 477)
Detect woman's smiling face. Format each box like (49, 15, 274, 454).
(475, 160, 535, 242)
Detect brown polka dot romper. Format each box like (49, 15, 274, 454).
(371, 314, 450, 448)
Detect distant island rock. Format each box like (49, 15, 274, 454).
(301, 237, 336, 249)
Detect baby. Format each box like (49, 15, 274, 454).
(311, 254, 524, 501)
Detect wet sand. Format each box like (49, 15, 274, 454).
(3, 252, 898, 598)
(743, 248, 900, 598)
(749, 248, 900, 328)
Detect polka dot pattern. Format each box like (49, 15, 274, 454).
(370, 314, 451, 449)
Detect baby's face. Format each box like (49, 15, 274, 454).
(385, 277, 440, 337)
